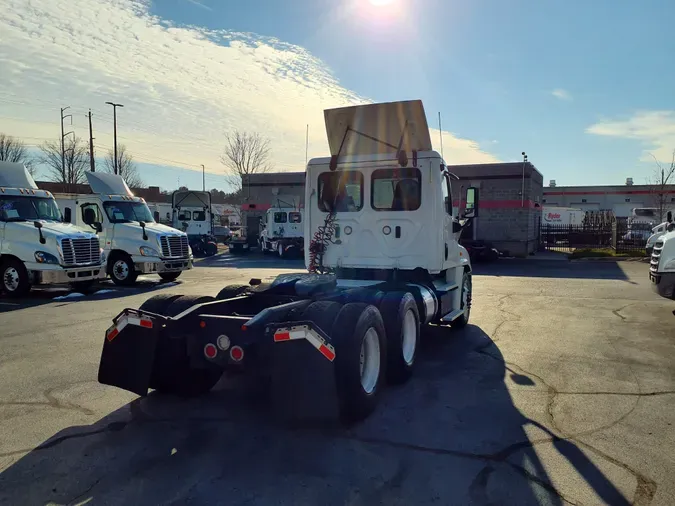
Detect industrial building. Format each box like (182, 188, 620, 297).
(543, 180, 675, 217)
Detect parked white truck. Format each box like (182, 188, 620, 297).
(171, 190, 218, 257)
(97, 99, 479, 423)
(258, 205, 304, 258)
(55, 172, 193, 286)
(0, 162, 105, 296)
(650, 211, 675, 301)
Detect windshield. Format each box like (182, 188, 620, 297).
(0, 196, 62, 222)
(103, 201, 155, 224)
(634, 209, 656, 218)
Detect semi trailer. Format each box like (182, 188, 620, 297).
(97, 100, 479, 422)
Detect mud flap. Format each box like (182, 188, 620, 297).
(267, 322, 340, 426)
(98, 311, 162, 396)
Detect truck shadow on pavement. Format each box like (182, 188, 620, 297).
(0, 279, 185, 313)
(0, 326, 633, 506)
(472, 259, 632, 281)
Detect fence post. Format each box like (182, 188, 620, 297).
(611, 221, 617, 251)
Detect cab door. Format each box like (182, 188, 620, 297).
(441, 172, 460, 271)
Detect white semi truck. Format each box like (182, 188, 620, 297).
(171, 190, 218, 257)
(0, 162, 105, 296)
(97, 99, 478, 423)
(55, 172, 193, 286)
(649, 211, 675, 301)
(258, 205, 304, 258)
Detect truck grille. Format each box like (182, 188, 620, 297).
(160, 235, 189, 258)
(650, 240, 663, 273)
(61, 238, 101, 266)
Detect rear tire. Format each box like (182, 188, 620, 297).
(300, 300, 342, 335)
(206, 242, 218, 256)
(451, 271, 472, 329)
(378, 292, 420, 384)
(1, 258, 31, 297)
(331, 303, 387, 422)
(139, 293, 183, 315)
(109, 253, 138, 286)
(159, 272, 181, 282)
(216, 284, 250, 300)
(149, 294, 222, 396)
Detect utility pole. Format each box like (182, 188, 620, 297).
(60, 107, 73, 190)
(201, 164, 205, 191)
(521, 152, 528, 208)
(105, 101, 124, 174)
(88, 109, 96, 172)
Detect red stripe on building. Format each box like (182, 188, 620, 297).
(452, 200, 539, 209)
(544, 190, 675, 196)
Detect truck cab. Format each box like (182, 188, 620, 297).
(171, 190, 218, 257)
(650, 211, 675, 301)
(0, 162, 105, 296)
(259, 206, 304, 257)
(56, 172, 193, 286)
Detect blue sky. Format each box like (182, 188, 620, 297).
(2, 0, 674, 191)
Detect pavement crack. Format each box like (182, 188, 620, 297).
(0, 388, 94, 417)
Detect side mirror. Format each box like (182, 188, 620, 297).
(668, 211, 673, 223)
(464, 187, 479, 218)
(94, 222, 103, 233)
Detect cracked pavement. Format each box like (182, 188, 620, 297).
(0, 256, 674, 505)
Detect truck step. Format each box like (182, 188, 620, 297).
(432, 281, 459, 293)
(440, 308, 464, 322)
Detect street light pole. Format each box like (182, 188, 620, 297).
(521, 151, 528, 208)
(105, 102, 124, 174)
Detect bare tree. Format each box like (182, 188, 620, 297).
(220, 131, 272, 196)
(39, 136, 89, 186)
(102, 144, 144, 188)
(649, 151, 675, 222)
(0, 133, 36, 176)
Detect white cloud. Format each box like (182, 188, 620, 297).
(0, 0, 497, 187)
(586, 110, 675, 163)
(551, 89, 572, 101)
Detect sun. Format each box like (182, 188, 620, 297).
(368, 0, 395, 6)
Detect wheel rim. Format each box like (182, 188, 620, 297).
(402, 309, 417, 365)
(462, 275, 472, 317)
(3, 267, 20, 292)
(113, 260, 129, 280)
(359, 327, 381, 394)
(278, 243, 283, 255)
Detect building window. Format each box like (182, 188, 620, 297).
(542, 199, 546, 203)
(581, 199, 587, 203)
(625, 198, 630, 203)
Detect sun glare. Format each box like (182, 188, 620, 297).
(368, 0, 395, 6)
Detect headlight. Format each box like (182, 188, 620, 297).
(139, 246, 160, 257)
(100, 248, 107, 263)
(35, 251, 59, 264)
(188, 245, 193, 256)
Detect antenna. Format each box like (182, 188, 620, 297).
(438, 112, 444, 159)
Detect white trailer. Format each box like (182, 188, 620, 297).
(97, 99, 479, 423)
(258, 206, 304, 257)
(54, 172, 193, 286)
(0, 162, 105, 296)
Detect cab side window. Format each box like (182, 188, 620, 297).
(442, 173, 452, 215)
(274, 212, 287, 223)
(81, 203, 103, 225)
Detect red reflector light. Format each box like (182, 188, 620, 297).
(274, 331, 291, 342)
(200, 321, 206, 328)
(230, 346, 244, 362)
(319, 344, 336, 361)
(140, 319, 153, 328)
(241, 325, 247, 331)
(204, 343, 217, 359)
(106, 327, 119, 342)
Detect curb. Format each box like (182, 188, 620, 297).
(569, 257, 650, 263)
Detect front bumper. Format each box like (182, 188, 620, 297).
(27, 262, 106, 285)
(133, 255, 193, 274)
(650, 270, 675, 299)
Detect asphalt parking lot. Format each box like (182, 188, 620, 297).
(1, 253, 674, 505)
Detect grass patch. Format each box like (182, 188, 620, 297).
(568, 248, 646, 259)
